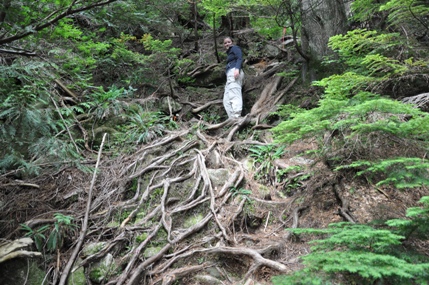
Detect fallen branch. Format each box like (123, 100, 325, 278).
(191, 99, 223, 113)
(0, 238, 42, 263)
(58, 133, 107, 285)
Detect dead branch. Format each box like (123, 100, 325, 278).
(0, 238, 42, 263)
(1, 181, 40, 188)
(191, 99, 223, 113)
(58, 133, 107, 285)
(54, 79, 79, 100)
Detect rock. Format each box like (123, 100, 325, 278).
(82, 242, 106, 257)
(68, 260, 86, 285)
(289, 156, 314, 165)
(184, 213, 204, 228)
(0, 259, 47, 285)
(0, 237, 42, 263)
(89, 253, 117, 284)
(207, 168, 230, 188)
(143, 246, 162, 258)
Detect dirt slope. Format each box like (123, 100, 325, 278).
(1, 33, 428, 285)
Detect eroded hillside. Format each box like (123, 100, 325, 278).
(1, 30, 428, 285)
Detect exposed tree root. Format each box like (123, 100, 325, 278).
(333, 180, 356, 224)
(1, 65, 316, 285)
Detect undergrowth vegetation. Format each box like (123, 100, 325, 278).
(1, 0, 429, 284)
(273, 196, 429, 284)
(271, 0, 429, 283)
(272, 27, 429, 190)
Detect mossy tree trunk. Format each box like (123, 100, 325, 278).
(300, 0, 349, 82)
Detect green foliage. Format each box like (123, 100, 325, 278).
(201, 0, 231, 24)
(230, 187, 253, 202)
(116, 106, 178, 145)
(21, 213, 78, 253)
(273, 27, 429, 186)
(387, 196, 429, 239)
(327, 29, 404, 76)
(277, 166, 311, 193)
(273, 220, 429, 284)
(0, 60, 83, 175)
(380, 0, 429, 30)
(249, 144, 286, 182)
(82, 85, 134, 120)
(21, 224, 50, 253)
(336, 157, 429, 189)
(351, 0, 386, 25)
(251, 17, 283, 39)
(46, 213, 78, 253)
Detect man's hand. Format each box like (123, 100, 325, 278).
(234, 69, 240, 79)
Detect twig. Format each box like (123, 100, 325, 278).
(1, 182, 40, 188)
(58, 133, 107, 285)
(264, 211, 271, 232)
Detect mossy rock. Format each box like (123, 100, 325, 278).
(0, 259, 47, 285)
(67, 262, 86, 285)
(89, 253, 117, 284)
(143, 246, 162, 258)
(82, 242, 106, 257)
(184, 213, 204, 228)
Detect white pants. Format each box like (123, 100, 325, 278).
(223, 68, 244, 118)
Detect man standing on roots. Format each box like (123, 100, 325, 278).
(223, 36, 244, 119)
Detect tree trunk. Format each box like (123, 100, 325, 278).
(300, 0, 349, 81)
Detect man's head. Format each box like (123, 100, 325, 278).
(223, 37, 233, 50)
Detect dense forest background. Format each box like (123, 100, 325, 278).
(1, 0, 429, 284)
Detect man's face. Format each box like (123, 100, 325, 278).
(223, 38, 232, 50)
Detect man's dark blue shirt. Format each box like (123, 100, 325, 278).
(225, 45, 243, 73)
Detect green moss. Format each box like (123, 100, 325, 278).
(136, 233, 148, 243)
(143, 246, 162, 258)
(67, 264, 85, 285)
(184, 214, 204, 228)
(89, 254, 117, 284)
(82, 242, 106, 257)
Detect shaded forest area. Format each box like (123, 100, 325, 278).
(1, 1, 429, 285)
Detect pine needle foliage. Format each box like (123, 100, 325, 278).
(380, 0, 429, 32)
(273, 208, 429, 285)
(272, 27, 429, 186)
(0, 60, 82, 176)
(387, 196, 429, 239)
(336, 157, 429, 189)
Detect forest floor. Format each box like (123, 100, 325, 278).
(1, 31, 429, 285)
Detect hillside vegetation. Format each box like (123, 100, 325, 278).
(1, 1, 429, 284)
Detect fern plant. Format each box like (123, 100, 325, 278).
(249, 144, 286, 183)
(115, 106, 178, 146)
